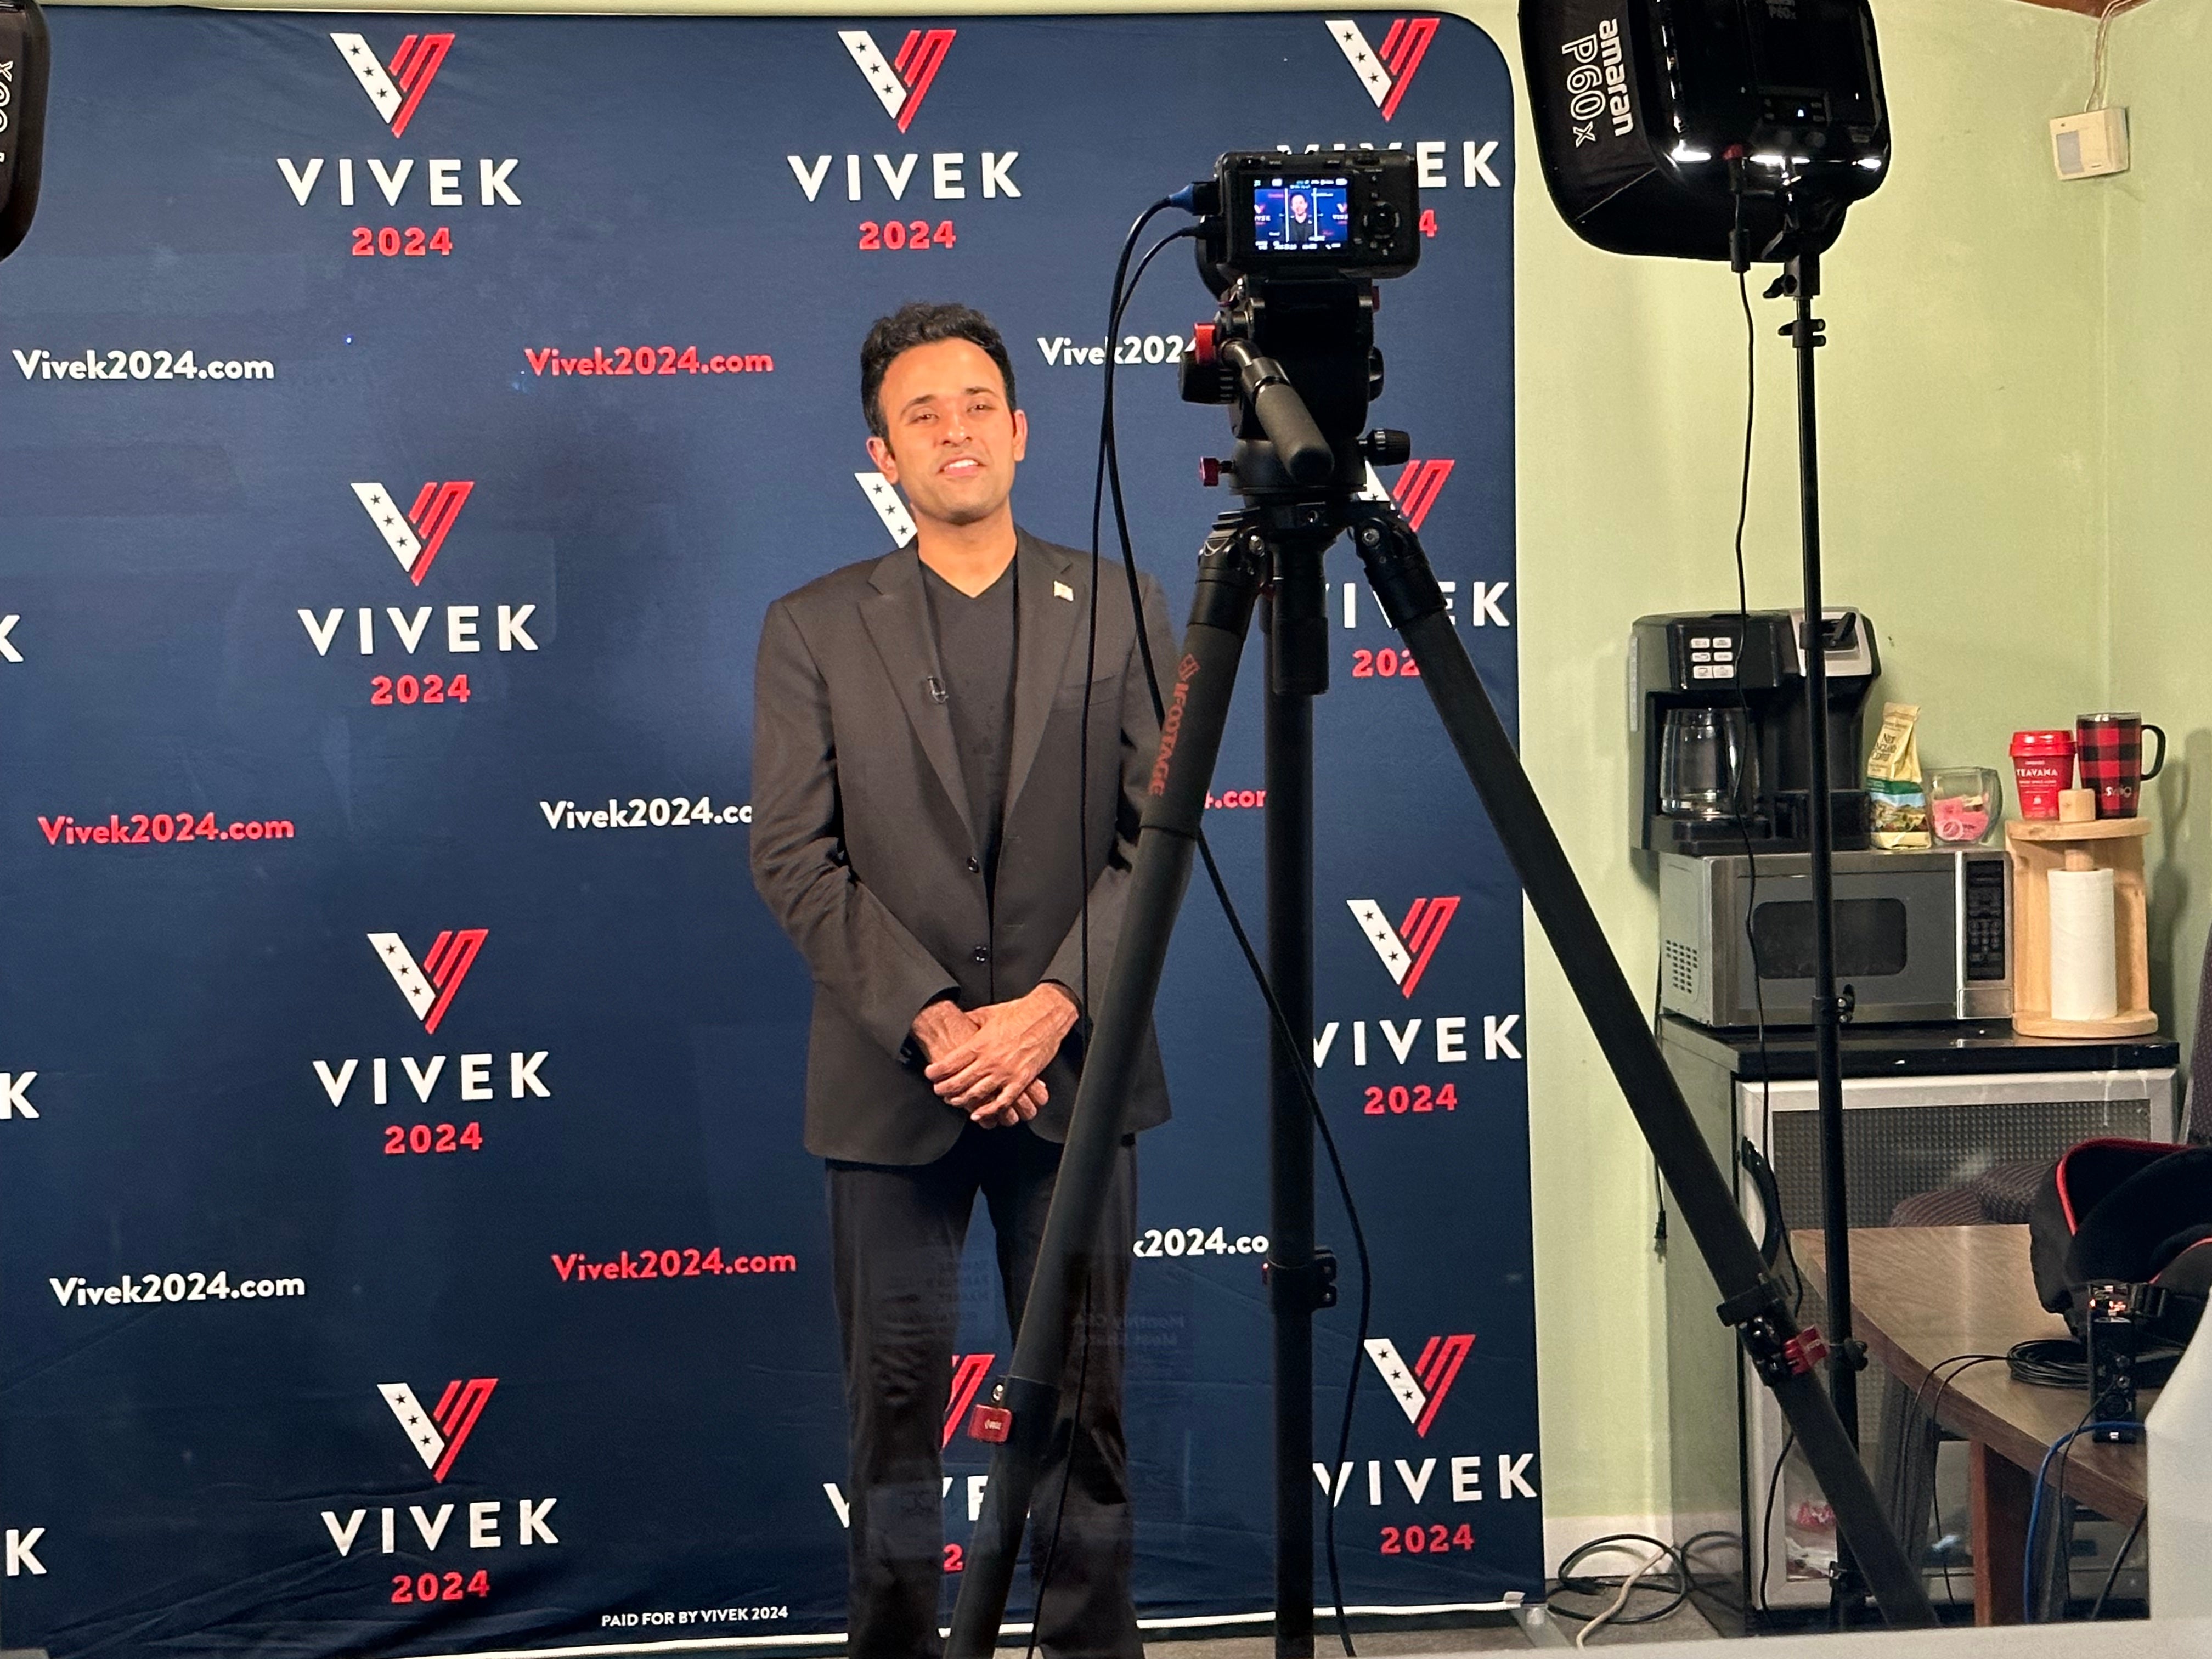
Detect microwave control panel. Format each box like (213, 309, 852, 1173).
(1965, 857, 2009, 981)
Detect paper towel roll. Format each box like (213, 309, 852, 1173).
(2049, 866, 2119, 1022)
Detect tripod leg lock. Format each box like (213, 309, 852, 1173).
(965, 1373, 1059, 1448)
(1717, 1279, 1835, 1386)
(1748, 1315, 1832, 1387)
(1781, 1327, 1831, 1375)
(1349, 505, 1447, 629)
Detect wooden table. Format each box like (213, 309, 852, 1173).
(1793, 1226, 2146, 1624)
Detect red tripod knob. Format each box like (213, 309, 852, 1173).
(968, 1403, 1012, 1443)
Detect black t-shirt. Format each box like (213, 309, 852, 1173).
(922, 559, 1018, 895)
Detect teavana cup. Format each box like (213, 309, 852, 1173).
(2011, 730, 2076, 820)
(2077, 713, 2168, 819)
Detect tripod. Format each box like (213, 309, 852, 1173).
(945, 397, 1937, 1654)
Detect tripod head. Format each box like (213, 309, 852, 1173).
(1177, 151, 1419, 504)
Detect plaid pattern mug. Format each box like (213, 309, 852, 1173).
(2076, 712, 2167, 818)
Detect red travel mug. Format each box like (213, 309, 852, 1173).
(2011, 730, 2075, 820)
(2077, 713, 2167, 819)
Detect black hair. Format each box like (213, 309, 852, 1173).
(860, 301, 1017, 442)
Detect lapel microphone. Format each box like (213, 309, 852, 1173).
(926, 676, 948, 704)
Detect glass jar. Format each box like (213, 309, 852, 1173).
(1928, 766, 2002, 844)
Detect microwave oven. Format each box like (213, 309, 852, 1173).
(1658, 848, 2011, 1027)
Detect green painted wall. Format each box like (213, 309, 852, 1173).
(2107, 0, 2211, 1077)
(81, 0, 2135, 1545)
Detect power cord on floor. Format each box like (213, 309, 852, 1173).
(1548, 1533, 1690, 1644)
(1576, 1546, 1672, 1648)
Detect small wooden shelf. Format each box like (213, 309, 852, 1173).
(2004, 818, 2153, 844)
(2005, 818, 2158, 1039)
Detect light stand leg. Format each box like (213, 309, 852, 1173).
(1266, 540, 1330, 1659)
(1351, 510, 1936, 1628)
(946, 518, 1271, 1659)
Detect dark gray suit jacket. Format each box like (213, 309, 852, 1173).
(751, 529, 1177, 1165)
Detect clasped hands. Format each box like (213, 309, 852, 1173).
(911, 983, 1079, 1130)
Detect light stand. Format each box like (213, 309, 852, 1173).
(1525, 0, 1897, 1604)
(942, 296, 1937, 1652)
(1773, 234, 1875, 1626)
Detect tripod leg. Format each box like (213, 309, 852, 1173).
(1266, 537, 1329, 1659)
(1349, 511, 1936, 1629)
(946, 519, 1271, 1659)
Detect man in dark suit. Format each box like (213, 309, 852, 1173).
(751, 301, 1175, 1659)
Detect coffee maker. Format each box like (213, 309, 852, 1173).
(1631, 610, 1880, 855)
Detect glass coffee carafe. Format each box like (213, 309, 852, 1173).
(1660, 706, 1750, 821)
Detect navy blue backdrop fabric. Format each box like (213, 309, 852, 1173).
(0, 10, 1530, 1655)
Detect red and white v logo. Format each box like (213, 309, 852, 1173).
(331, 32, 454, 138)
(369, 930, 488, 1035)
(1326, 18, 1440, 122)
(1347, 896, 1460, 998)
(943, 1353, 995, 1449)
(352, 481, 473, 585)
(1364, 1335, 1473, 1437)
(839, 29, 956, 131)
(1392, 459, 1454, 532)
(380, 1378, 497, 1482)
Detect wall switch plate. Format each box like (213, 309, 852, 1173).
(2052, 107, 2130, 179)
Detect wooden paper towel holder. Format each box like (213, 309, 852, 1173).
(2006, 810, 2157, 1038)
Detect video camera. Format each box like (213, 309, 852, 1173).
(1188, 150, 1421, 294)
(1178, 150, 1421, 494)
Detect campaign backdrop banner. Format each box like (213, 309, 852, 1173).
(0, 9, 1527, 1655)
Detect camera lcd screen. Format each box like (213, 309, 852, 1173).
(1250, 180, 1351, 252)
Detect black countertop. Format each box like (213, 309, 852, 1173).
(1658, 1013, 2180, 1081)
